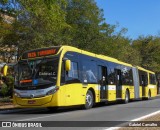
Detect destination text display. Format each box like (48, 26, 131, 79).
(22, 47, 60, 59)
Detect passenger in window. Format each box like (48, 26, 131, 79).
(108, 73, 114, 85)
(100, 76, 106, 90)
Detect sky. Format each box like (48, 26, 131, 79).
(95, 0, 160, 40)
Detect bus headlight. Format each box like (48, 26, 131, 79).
(46, 87, 59, 96)
(14, 91, 21, 97)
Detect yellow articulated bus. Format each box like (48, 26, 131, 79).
(6, 46, 156, 110)
(136, 67, 157, 99)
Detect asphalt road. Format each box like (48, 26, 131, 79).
(0, 96, 160, 130)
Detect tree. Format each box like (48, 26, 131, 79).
(132, 36, 160, 73)
(0, 0, 16, 62)
(1, 0, 157, 73)
(65, 0, 105, 52)
(1, 0, 69, 57)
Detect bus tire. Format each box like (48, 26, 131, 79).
(84, 90, 94, 109)
(123, 90, 129, 104)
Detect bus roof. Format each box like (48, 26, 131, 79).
(21, 45, 155, 72)
(21, 45, 134, 67)
(137, 66, 155, 74)
(61, 46, 133, 67)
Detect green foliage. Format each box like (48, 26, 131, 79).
(0, 75, 14, 97)
(1, 0, 69, 55)
(0, 0, 159, 74)
(65, 0, 105, 50)
(0, 96, 11, 103)
(5, 75, 14, 88)
(1, 83, 8, 97)
(132, 36, 160, 72)
(0, 0, 8, 4)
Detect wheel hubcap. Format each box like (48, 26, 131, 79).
(86, 94, 92, 106)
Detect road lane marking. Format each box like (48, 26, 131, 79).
(16, 111, 73, 121)
(105, 110, 160, 130)
(132, 110, 160, 121)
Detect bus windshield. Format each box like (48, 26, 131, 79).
(15, 58, 59, 87)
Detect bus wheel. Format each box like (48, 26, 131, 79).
(123, 90, 129, 104)
(147, 90, 151, 100)
(84, 90, 94, 109)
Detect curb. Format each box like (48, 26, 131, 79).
(0, 105, 19, 111)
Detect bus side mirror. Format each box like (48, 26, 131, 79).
(65, 60, 71, 71)
(2, 65, 8, 76)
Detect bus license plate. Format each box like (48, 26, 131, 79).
(28, 100, 36, 104)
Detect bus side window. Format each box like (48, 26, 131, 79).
(121, 66, 133, 85)
(65, 61, 80, 83)
(107, 63, 116, 85)
(149, 74, 156, 85)
(81, 61, 97, 84)
(139, 71, 148, 86)
(68, 62, 78, 78)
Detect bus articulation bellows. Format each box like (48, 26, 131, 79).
(9, 46, 157, 109)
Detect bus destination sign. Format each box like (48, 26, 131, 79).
(22, 47, 60, 59)
(28, 49, 56, 58)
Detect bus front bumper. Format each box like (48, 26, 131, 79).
(13, 95, 57, 108)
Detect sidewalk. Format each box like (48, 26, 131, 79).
(119, 113, 160, 130)
(0, 102, 16, 110)
(0, 104, 15, 110)
(118, 95, 160, 130)
(0, 97, 18, 110)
